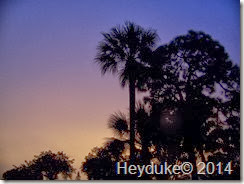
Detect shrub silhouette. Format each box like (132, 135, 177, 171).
(3, 150, 75, 180)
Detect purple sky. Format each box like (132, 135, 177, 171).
(0, 0, 240, 179)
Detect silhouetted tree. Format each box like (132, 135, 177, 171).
(2, 162, 43, 180)
(95, 21, 159, 164)
(81, 133, 133, 180)
(147, 30, 240, 179)
(3, 150, 75, 180)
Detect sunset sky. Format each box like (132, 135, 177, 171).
(0, 0, 240, 179)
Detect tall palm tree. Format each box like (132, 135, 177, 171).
(95, 21, 158, 164)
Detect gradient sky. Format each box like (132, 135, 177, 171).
(0, 0, 240, 179)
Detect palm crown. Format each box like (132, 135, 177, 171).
(95, 21, 159, 87)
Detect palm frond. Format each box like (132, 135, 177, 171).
(108, 112, 129, 138)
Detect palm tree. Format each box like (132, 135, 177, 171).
(82, 104, 154, 179)
(95, 21, 158, 164)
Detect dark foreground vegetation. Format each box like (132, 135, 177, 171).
(3, 22, 240, 180)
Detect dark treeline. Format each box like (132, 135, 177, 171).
(3, 150, 75, 180)
(3, 22, 240, 180)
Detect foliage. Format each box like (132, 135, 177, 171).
(146, 30, 240, 179)
(83, 28, 240, 180)
(95, 21, 159, 164)
(3, 24, 239, 181)
(82, 104, 153, 179)
(3, 150, 75, 180)
(95, 21, 158, 88)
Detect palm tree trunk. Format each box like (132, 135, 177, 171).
(129, 79, 136, 165)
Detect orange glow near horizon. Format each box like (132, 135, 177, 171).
(0, 73, 130, 179)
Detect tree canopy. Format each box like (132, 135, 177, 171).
(3, 150, 75, 180)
